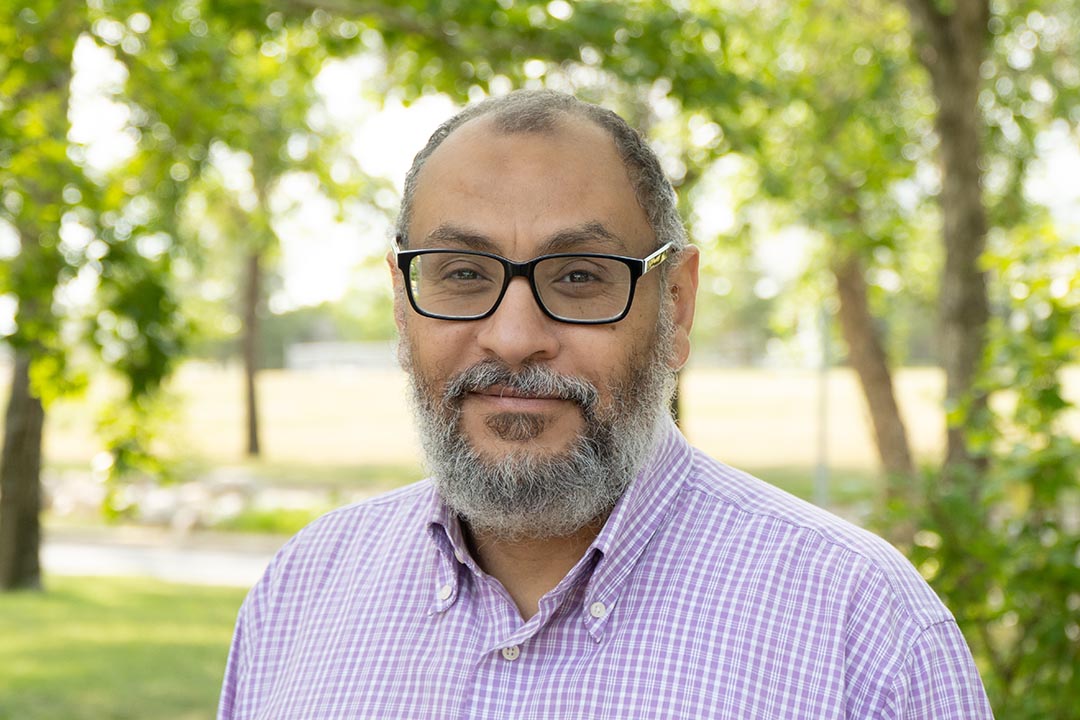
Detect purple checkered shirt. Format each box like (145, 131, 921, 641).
(219, 419, 993, 718)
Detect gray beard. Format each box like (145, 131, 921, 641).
(402, 309, 677, 541)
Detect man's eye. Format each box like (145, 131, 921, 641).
(437, 262, 494, 284)
(552, 260, 613, 284)
(445, 268, 481, 281)
(559, 269, 600, 283)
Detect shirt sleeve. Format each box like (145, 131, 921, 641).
(217, 574, 269, 720)
(217, 594, 251, 719)
(885, 620, 995, 720)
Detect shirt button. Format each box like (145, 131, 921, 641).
(454, 549, 465, 564)
(589, 601, 608, 619)
(436, 584, 452, 601)
(501, 645, 521, 661)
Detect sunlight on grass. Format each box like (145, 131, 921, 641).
(0, 577, 246, 720)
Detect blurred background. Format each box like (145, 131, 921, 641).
(1, 0, 1078, 717)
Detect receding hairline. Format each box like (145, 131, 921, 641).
(395, 89, 688, 256)
(481, 94, 611, 134)
(415, 109, 625, 181)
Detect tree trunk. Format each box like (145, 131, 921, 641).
(0, 351, 46, 591)
(833, 255, 917, 505)
(242, 250, 262, 457)
(905, 0, 991, 477)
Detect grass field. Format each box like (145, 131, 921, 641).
(0, 576, 245, 720)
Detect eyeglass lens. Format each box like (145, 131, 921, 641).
(407, 252, 635, 321)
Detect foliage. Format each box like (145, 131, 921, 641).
(0, 2, 198, 471)
(901, 223, 1080, 717)
(0, 575, 244, 720)
(2, 0, 376, 512)
(981, 0, 1080, 229)
(95, 389, 185, 519)
(0, 1, 201, 589)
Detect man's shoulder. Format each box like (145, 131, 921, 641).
(675, 445, 951, 630)
(680, 447, 880, 548)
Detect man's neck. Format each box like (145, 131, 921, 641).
(464, 521, 603, 621)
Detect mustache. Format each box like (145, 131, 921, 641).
(442, 361, 600, 411)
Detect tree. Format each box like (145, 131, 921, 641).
(903, 0, 991, 478)
(0, 3, 84, 590)
(688, 0, 928, 503)
(898, 0, 1080, 714)
(0, 1, 188, 589)
(1, 0, 389, 587)
(96, 1, 370, 463)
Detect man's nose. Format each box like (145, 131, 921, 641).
(475, 277, 560, 367)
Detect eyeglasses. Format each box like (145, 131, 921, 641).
(395, 242, 674, 325)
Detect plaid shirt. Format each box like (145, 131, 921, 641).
(219, 420, 993, 719)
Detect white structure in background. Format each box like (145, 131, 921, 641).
(284, 341, 396, 370)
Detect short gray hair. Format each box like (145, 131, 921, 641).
(394, 90, 688, 255)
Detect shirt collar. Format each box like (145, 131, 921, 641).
(589, 416, 691, 558)
(578, 417, 693, 640)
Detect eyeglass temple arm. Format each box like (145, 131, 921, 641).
(643, 242, 674, 273)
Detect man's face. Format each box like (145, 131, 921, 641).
(392, 115, 697, 538)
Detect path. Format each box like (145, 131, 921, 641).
(42, 526, 287, 588)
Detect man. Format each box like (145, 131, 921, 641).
(219, 90, 993, 718)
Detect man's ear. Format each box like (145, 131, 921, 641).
(387, 250, 407, 334)
(666, 245, 699, 371)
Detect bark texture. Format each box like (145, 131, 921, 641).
(905, 0, 991, 474)
(833, 256, 916, 501)
(0, 352, 45, 590)
(243, 250, 262, 457)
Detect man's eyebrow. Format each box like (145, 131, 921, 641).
(419, 225, 500, 252)
(418, 221, 628, 255)
(539, 222, 628, 254)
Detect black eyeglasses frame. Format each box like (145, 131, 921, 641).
(394, 242, 675, 325)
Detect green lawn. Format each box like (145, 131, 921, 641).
(0, 577, 246, 720)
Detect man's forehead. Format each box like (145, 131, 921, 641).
(416, 111, 625, 190)
(407, 112, 651, 255)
